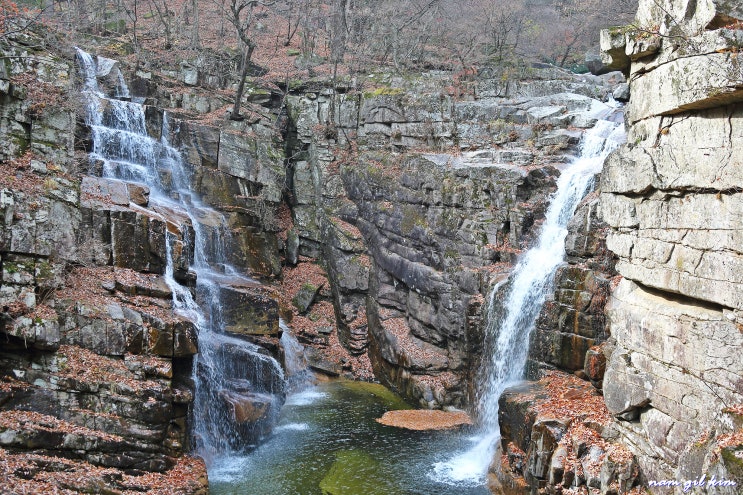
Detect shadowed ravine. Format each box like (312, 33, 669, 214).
(78, 56, 625, 490)
(209, 111, 624, 493)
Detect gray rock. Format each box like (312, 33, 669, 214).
(628, 52, 743, 123)
(612, 83, 630, 101)
(219, 284, 280, 337)
(182, 65, 198, 86)
(599, 27, 630, 73)
(585, 49, 610, 76)
(286, 228, 300, 265)
(292, 282, 322, 314)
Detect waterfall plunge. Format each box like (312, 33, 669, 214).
(431, 114, 625, 487)
(76, 49, 286, 466)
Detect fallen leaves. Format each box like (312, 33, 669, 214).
(0, 448, 207, 495)
(376, 409, 472, 430)
(55, 345, 167, 395)
(0, 410, 124, 443)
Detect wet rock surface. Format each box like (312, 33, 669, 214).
(529, 189, 617, 377)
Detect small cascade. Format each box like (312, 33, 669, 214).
(75, 49, 286, 465)
(280, 320, 314, 392)
(432, 112, 625, 486)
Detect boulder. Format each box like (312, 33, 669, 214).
(219, 390, 272, 424)
(219, 284, 280, 337)
(292, 282, 322, 314)
(599, 28, 630, 73)
(585, 49, 611, 76)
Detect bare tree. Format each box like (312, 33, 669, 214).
(531, 0, 636, 68)
(276, 0, 302, 46)
(191, 0, 200, 48)
(330, 0, 347, 65)
(215, 0, 276, 120)
(343, 0, 441, 71)
(146, 0, 176, 49)
(484, 1, 528, 65)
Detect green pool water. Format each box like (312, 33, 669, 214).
(209, 380, 492, 495)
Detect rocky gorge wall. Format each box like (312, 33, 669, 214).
(0, 34, 211, 493)
(0, 31, 295, 492)
(0, 26, 633, 490)
(597, 0, 743, 491)
(493, 2, 743, 493)
(282, 71, 626, 408)
(7, 10, 735, 494)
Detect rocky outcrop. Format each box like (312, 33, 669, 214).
(0, 31, 294, 492)
(350, 152, 557, 408)
(599, 0, 743, 490)
(494, 373, 641, 495)
(0, 41, 207, 482)
(283, 73, 624, 408)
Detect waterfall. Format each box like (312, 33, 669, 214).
(75, 49, 285, 466)
(432, 113, 625, 486)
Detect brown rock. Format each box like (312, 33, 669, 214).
(219, 390, 271, 424)
(375, 409, 472, 430)
(584, 345, 606, 383)
(126, 182, 150, 206)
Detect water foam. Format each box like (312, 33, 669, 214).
(430, 113, 624, 487)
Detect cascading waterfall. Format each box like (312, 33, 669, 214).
(76, 49, 285, 466)
(432, 112, 625, 486)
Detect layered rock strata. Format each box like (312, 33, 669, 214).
(529, 189, 617, 377)
(284, 75, 624, 407)
(0, 33, 290, 492)
(599, 0, 743, 490)
(494, 373, 641, 495)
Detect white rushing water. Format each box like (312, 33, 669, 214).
(431, 112, 625, 486)
(76, 49, 285, 465)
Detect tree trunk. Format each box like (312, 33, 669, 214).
(191, 0, 200, 48)
(230, 42, 255, 120)
(330, 0, 347, 65)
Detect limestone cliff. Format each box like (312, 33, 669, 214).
(599, 0, 743, 491)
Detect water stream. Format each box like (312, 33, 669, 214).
(77, 50, 625, 492)
(210, 380, 491, 495)
(431, 114, 625, 487)
(76, 49, 285, 466)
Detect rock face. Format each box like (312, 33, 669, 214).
(0, 35, 209, 492)
(599, 0, 743, 489)
(0, 32, 292, 492)
(529, 189, 617, 377)
(167, 115, 285, 279)
(494, 373, 641, 495)
(284, 73, 623, 408)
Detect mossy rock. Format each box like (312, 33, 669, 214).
(340, 380, 411, 410)
(319, 450, 403, 495)
(292, 283, 321, 313)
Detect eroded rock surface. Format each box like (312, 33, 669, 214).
(599, 0, 743, 490)
(494, 373, 641, 495)
(283, 72, 623, 408)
